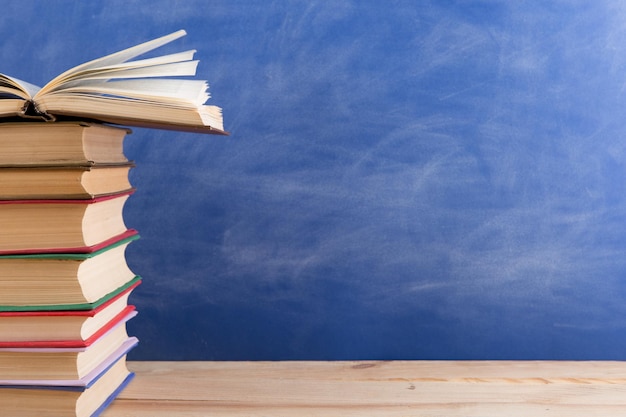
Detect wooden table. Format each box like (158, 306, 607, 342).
(103, 361, 626, 416)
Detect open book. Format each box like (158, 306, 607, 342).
(0, 30, 226, 135)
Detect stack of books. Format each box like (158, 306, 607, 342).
(0, 29, 226, 416)
(0, 122, 140, 416)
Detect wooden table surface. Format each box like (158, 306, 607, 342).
(103, 360, 626, 416)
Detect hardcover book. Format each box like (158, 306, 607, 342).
(0, 313, 136, 382)
(0, 232, 139, 310)
(0, 353, 134, 417)
(0, 163, 134, 200)
(0, 192, 133, 253)
(0, 30, 226, 134)
(0, 280, 140, 347)
(0, 122, 130, 166)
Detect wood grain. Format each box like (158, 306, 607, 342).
(102, 361, 626, 416)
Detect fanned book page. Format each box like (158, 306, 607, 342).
(0, 30, 226, 134)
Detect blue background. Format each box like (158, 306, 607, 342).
(2, 1, 626, 360)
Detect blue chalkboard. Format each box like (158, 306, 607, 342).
(2, 1, 626, 360)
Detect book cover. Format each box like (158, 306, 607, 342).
(0, 191, 134, 254)
(89, 372, 135, 417)
(0, 162, 135, 200)
(0, 276, 138, 316)
(0, 305, 137, 348)
(0, 336, 138, 388)
(0, 357, 135, 417)
(0, 122, 131, 166)
(0, 229, 139, 259)
(0, 232, 140, 310)
(0, 309, 138, 385)
(0, 228, 138, 256)
(0, 275, 141, 312)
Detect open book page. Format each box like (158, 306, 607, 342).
(37, 30, 188, 96)
(54, 61, 200, 83)
(51, 79, 210, 106)
(35, 95, 224, 132)
(0, 99, 25, 117)
(67, 50, 197, 76)
(0, 30, 225, 133)
(0, 74, 41, 100)
(38, 50, 199, 94)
